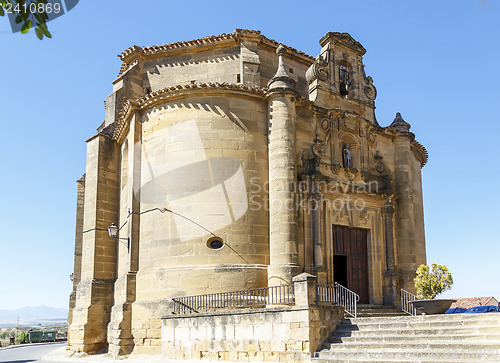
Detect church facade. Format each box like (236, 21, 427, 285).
(68, 29, 427, 356)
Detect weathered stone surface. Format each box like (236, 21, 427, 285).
(69, 29, 428, 359)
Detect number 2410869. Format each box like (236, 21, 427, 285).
(4, 2, 61, 14)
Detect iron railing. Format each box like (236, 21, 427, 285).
(171, 284, 294, 314)
(317, 283, 359, 318)
(393, 284, 417, 316)
(399, 287, 418, 316)
(317, 284, 336, 303)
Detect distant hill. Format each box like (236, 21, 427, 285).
(0, 305, 68, 324)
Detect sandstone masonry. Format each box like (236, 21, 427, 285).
(68, 29, 428, 358)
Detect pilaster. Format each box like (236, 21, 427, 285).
(382, 197, 396, 305)
(68, 175, 85, 334)
(68, 134, 119, 353)
(239, 36, 261, 88)
(108, 113, 142, 356)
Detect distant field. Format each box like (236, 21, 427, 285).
(0, 319, 67, 328)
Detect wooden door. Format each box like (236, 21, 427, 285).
(331, 225, 369, 303)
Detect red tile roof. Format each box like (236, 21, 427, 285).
(117, 29, 314, 72)
(450, 297, 498, 309)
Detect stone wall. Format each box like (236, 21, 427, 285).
(69, 30, 429, 356)
(161, 274, 344, 362)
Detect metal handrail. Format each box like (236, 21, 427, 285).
(317, 283, 359, 318)
(400, 288, 418, 316)
(335, 282, 360, 318)
(171, 284, 294, 314)
(393, 284, 417, 316)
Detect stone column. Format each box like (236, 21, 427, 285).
(267, 45, 300, 286)
(301, 187, 313, 272)
(330, 115, 341, 173)
(389, 113, 417, 292)
(382, 197, 396, 305)
(311, 178, 324, 271)
(68, 134, 119, 354)
(359, 125, 369, 174)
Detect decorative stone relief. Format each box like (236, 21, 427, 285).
(332, 204, 350, 226)
(374, 152, 385, 173)
(301, 116, 335, 177)
(358, 208, 370, 227)
(305, 46, 330, 84)
(344, 168, 358, 181)
(367, 132, 376, 146)
(343, 112, 358, 131)
(364, 76, 377, 100)
(313, 118, 331, 155)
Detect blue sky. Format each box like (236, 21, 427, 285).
(0, 0, 498, 311)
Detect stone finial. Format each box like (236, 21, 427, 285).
(389, 112, 411, 132)
(267, 44, 296, 91)
(276, 44, 286, 56)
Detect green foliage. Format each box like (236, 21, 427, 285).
(0, 0, 52, 39)
(414, 263, 453, 300)
(15, 331, 26, 343)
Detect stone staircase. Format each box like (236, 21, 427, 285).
(355, 304, 408, 318)
(314, 312, 500, 362)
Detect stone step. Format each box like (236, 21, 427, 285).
(355, 309, 407, 315)
(313, 348, 500, 362)
(354, 312, 409, 318)
(319, 310, 500, 362)
(354, 305, 409, 318)
(340, 316, 500, 330)
(345, 312, 500, 324)
(332, 325, 500, 337)
(320, 340, 500, 351)
(327, 333, 500, 344)
(356, 309, 407, 314)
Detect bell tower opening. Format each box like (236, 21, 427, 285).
(339, 62, 350, 97)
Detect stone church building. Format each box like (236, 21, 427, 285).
(68, 29, 428, 357)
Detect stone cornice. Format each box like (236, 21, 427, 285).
(319, 32, 366, 55)
(411, 140, 429, 167)
(113, 100, 139, 144)
(117, 29, 314, 76)
(112, 83, 267, 143)
(85, 132, 113, 143)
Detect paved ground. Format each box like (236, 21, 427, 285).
(0, 342, 233, 363)
(0, 342, 68, 363)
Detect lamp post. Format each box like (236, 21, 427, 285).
(108, 223, 130, 252)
